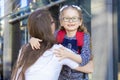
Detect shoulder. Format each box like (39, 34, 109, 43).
(51, 44, 62, 50)
(83, 33, 91, 45)
(84, 33, 90, 40)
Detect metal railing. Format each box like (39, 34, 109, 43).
(9, 0, 66, 23)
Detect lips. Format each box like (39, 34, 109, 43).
(67, 24, 75, 27)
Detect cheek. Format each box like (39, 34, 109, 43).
(60, 21, 68, 27)
(76, 21, 82, 26)
(51, 24, 55, 34)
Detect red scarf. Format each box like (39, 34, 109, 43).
(56, 30, 84, 47)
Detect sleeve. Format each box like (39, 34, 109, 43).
(80, 33, 91, 66)
(60, 58, 79, 69)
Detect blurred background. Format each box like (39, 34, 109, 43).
(0, 0, 119, 80)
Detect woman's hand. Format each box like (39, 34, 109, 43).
(53, 45, 82, 63)
(53, 46, 72, 61)
(29, 37, 42, 50)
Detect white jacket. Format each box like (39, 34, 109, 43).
(16, 44, 79, 80)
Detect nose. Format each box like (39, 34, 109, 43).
(68, 18, 73, 22)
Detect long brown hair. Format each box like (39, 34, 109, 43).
(11, 10, 56, 80)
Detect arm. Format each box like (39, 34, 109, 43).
(29, 30, 59, 50)
(54, 46, 82, 63)
(54, 44, 93, 73)
(61, 57, 94, 73)
(75, 60, 94, 73)
(29, 37, 42, 49)
(54, 33, 91, 65)
(80, 33, 91, 66)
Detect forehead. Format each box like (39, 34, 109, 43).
(62, 7, 79, 16)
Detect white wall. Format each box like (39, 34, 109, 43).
(3, 0, 12, 79)
(91, 0, 113, 80)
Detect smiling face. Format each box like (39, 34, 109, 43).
(60, 7, 82, 32)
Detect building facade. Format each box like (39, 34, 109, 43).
(0, 0, 119, 80)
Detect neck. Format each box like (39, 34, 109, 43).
(66, 30, 77, 37)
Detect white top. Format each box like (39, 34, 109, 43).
(17, 44, 79, 80)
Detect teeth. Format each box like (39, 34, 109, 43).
(68, 24, 75, 26)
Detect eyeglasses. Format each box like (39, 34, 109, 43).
(62, 17, 80, 22)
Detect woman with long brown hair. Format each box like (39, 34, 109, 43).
(11, 9, 93, 80)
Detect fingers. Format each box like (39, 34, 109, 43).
(29, 37, 42, 50)
(31, 45, 35, 50)
(30, 41, 40, 50)
(38, 39, 42, 42)
(54, 53, 61, 57)
(53, 49, 61, 55)
(53, 48, 67, 61)
(53, 48, 65, 55)
(58, 56, 65, 61)
(60, 45, 67, 49)
(59, 46, 65, 50)
(53, 51, 65, 61)
(54, 48, 62, 52)
(34, 43, 41, 49)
